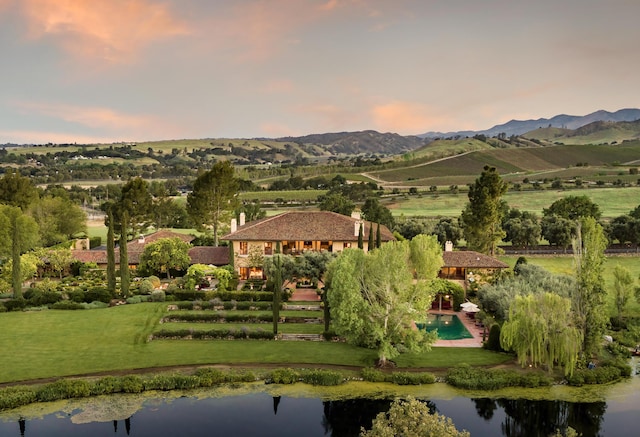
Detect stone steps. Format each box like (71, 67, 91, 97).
(279, 333, 324, 341)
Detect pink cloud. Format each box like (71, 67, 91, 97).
(371, 101, 456, 134)
(0, 129, 117, 145)
(12, 100, 183, 141)
(20, 0, 188, 63)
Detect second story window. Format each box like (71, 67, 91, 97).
(239, 241, 248, 255)
(264, 242, 273, 255)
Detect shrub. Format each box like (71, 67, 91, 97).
(85, 286, 112, 303)
(36, 379, 92, 402)
(143, 375, 200, 391)
(147, 276, 161, 289)
(126, 296, 142, 304)
(4, 299, 27, 312)
(390, 371, 435, 385)
(82, 301, 109, 309)
(150, 290, 166, 302)
(27, 291, 62, 307)
(484, 324, 503, 352)
(120, 375, 144, 393)
(66, 288, 85, 303)
(195, 368, 227, 386)
(50, 301, 85, 310)
(137, 279, 155, 295)
(446, 364, 552, 390)
(361, 368, 387, 383)
(268, 368, 299, 384)
(0, 386, 37, 410)
(300, 369, 344, 386)
(90, 376, 122, 395)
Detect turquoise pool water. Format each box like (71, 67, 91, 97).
(415, 313, 473, 340)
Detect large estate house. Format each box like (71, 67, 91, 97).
(440, 241, 509, 289)
(221, 211, 395, 280)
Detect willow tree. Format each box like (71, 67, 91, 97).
(612, 264, 634, 321)
(572, 217, 607, 359)
(327, 235, 443, 367)
(501, 293, 582, 376)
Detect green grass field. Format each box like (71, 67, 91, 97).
(0, 302, 510, 384)
(390, 186, 640, 219)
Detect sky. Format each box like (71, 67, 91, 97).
(1, 0, 639, 145)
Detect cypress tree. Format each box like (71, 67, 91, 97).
(368, 222, 374, 250)
(357, 222, 364, 249)
(106, 208, 116, 294)
(376, 223, 381, 248)
(119, 211, 130, 298)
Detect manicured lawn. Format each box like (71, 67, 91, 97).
(0, 303, 510, 384)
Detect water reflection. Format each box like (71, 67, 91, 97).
(1, 382, 638, 436)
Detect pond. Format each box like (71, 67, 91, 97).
(2, 374, 640, 436)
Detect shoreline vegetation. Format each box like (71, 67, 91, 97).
(0, 360, 629, 413)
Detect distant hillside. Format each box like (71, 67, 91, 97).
(524, 119, 640, 145)
(278, 130, 428, 155)
(419, 108, 640, 139)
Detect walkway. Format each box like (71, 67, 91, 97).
(289, 288, 321, 302)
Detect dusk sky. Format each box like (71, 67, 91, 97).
(1, 0, 639, 144)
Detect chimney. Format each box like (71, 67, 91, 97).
(239, 212, 246, 226)
(354, 220, 362, 237)
(231, 218, 237, 233)
(445, 241, 453, 252)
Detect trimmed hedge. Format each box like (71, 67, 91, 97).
(153, 328, 274, 340)
(174, 301, 276, 311)
(163, 313, 273, 323)
(446, 364, 553, 390)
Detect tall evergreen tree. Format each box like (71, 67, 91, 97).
(460, 166, 508, 255)
(187, 161, 239, 246)
(106, 208, 116, 294)
(376, 223, 381, 248)
(357, 222, 364, 249)
(271, 254, 283, 336)
(119, 211, 130, 297)
(572, 217, 607, 360)
(0, 205, 39, 298)
(368, 222, 375, 250)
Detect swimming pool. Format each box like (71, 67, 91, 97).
(415, 313, 473, 340)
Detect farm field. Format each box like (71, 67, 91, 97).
(499, 255, 640, 315)
(389, 186, 640, 219)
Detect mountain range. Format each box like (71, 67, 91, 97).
(418, 108, 640, 139)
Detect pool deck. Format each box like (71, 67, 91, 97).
(429, 310, 485, 348)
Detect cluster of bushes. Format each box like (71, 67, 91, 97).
(266, 368, 344, 386)
(0, 370, 258, 411)
(153, 328, 274, 340)
(446, 364, 553, 390)
(169, 290, 276, 302)
(566, 361, 630, 386)
(361, 368, 436, 385)
(163, 313, 274, 323)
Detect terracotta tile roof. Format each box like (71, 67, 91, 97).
(221, 211, 395, 242)
(188, 246, 229, 266)
(442, 250, 509, 269)
(72, 246, 228, 266)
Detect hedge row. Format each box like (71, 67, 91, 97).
(0, 371, 258, 411)
(162, 313, 320, 324)
(361, 368, 436, 385)
(266, 368, 344, 386)
(172, 290, 274, 302)
(174, 301, 277, 311)
(446, 364, 553, 390)
(566, 362, 630, 386)
(153, 328, 274, 340)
